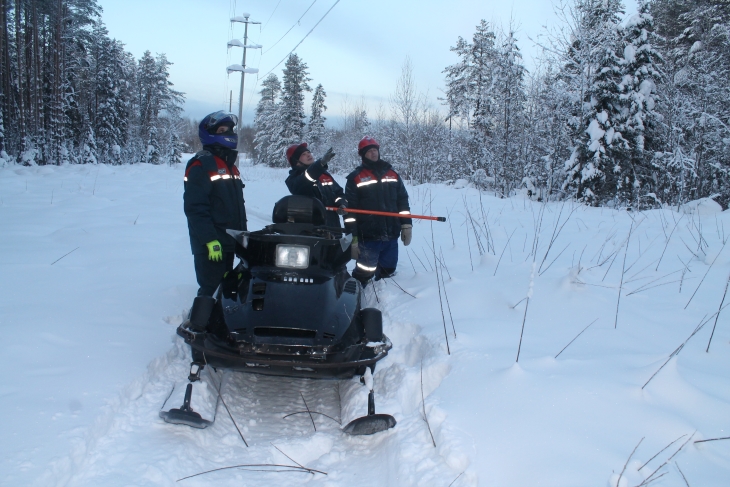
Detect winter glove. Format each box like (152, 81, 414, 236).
(400, 224, 412, 246)
(335, 198, 348, 215)
(319, 147, 335, 168)
(206, 240, 223, 262)
(351, 239, 360, 260)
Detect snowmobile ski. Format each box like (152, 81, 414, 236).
(342, 372, 396, 436)
(343, 412, 397, 435)
(159, 383, 213, 429)
(159, 363, 219, 429)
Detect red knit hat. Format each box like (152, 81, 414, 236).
(285, 142, 309, 166)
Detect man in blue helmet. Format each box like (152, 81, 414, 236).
(183, 111, 247, 331)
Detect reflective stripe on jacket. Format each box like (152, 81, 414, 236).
(286, 159, 345, 228)
(345, 159, 411, 241)
(183, 149, 247, 254)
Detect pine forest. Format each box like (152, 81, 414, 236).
(1, 0, 729, 209)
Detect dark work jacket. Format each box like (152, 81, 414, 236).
(345, 158, 412, 241)
(183, 147, 247, 254)
(286, 159, 346, 228)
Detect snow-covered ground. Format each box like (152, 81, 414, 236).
(1, 159, 729, 487)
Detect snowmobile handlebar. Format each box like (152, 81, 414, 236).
(326, 207, 446, 222)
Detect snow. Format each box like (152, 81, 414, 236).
(679, 197, 723, 216)
(228, 40, 263, 49)
(1, 160, 730, 486)
(226, 64, 259, 74)
(624, 14, 644, 29)
(586, 120, 605, 152)
(624, 44, 636, 64)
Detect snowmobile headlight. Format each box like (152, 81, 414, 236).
(275, 244, 310, 269)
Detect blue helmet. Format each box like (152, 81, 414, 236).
(199, 111, 239, 149)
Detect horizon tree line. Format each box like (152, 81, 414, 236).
(2, 0, 727, 210)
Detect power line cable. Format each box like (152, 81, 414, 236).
(224, 0, 236, 110)
(242, 0, 323, 125)
(235, 0, 322, 124)
(263, 0, 318, 54)
(261, 0, 341, 78)
(262, 0, 283, 31)
(241, 0, 317, 123)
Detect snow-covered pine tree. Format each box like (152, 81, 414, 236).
(443, 36, 472, 127)
(91, 23, 129, 164)
(307, 83, 328, 152)
(278, 54, 311, 162)
(442, 36, 473, 180)
(522, 64, 572, 200)
(469, 21, 499, 182)
(253, 74, 282, 166)
(618, 0, 663, 207)
(161, 116, 184, 166)
(62, 47, 86, 157)
(443, 21, 501, 185)
(136, 51, 157, 162)
(168, 130, 183, 166)
(146, 123, 161, 164)
(562, 0, 627, 206)
(81, 126, 98, 164)
(492, 28, 528, 197)
(651, 0, 730, 207)
(136, 51, 183, 164)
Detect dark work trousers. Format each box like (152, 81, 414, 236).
(194, 252, 235, 296)
(352, 239, 399, 285)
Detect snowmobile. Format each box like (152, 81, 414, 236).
(160, 195, 396, 436)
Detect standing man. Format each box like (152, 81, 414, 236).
(183, 111, 247, 331)
(345, 136, 412, 286)
(285, 142, 347, 228)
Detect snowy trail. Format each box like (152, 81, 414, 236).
(38, 282, 463, 487)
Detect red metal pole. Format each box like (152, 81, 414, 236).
(326, 206, 446, 222)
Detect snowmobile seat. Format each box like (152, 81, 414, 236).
(272, 195, 327, 225)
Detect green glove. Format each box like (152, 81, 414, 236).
(206, 240, 223, 262)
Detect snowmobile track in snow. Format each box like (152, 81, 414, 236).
(212, 368, 345, 442)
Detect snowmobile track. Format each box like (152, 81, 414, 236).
(214, 369, 345, 442)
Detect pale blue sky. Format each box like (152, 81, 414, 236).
(98, 0, 638, 125)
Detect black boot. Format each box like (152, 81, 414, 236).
(188, 296, 215, 332)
